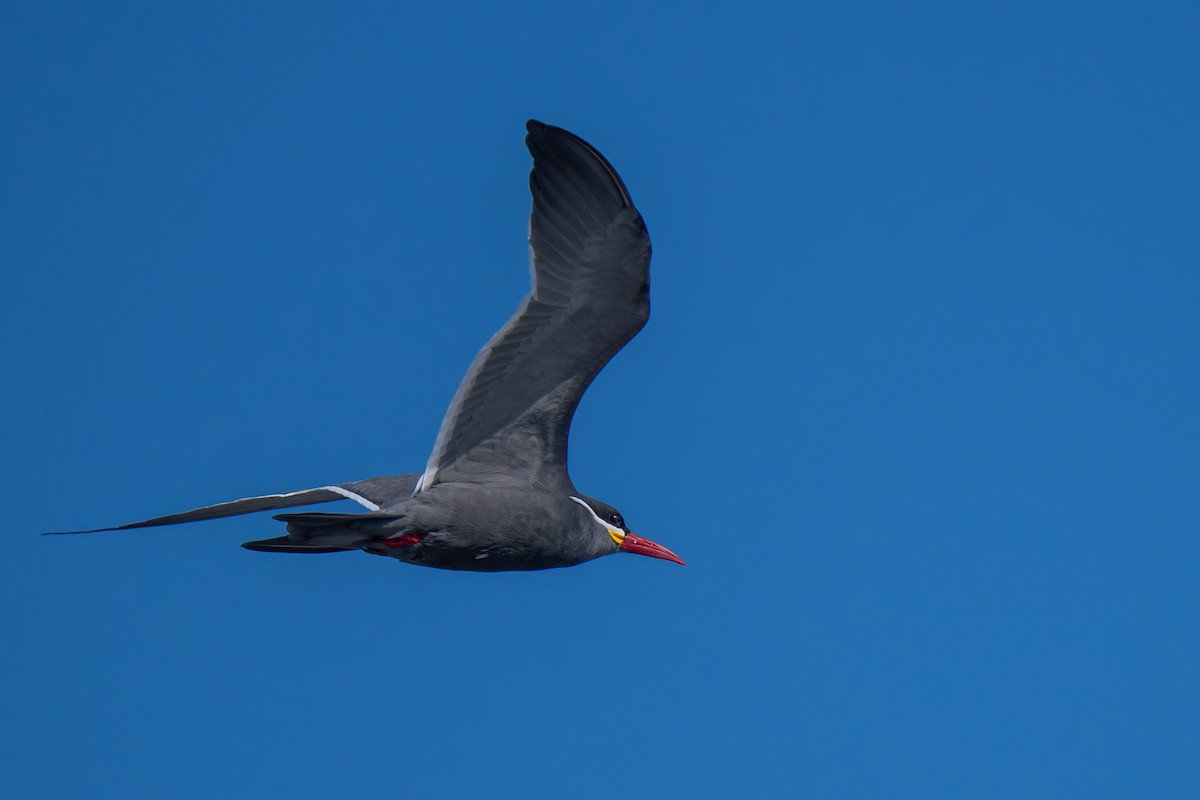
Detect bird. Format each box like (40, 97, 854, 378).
(47, 120, 684, 572)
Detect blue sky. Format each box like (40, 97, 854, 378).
(3, 1, 1197, 797)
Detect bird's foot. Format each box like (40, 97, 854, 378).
(380, 532, 426, 548)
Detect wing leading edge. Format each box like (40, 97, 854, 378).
(418, 121, 651, 490)
(45, 474, 421, 535)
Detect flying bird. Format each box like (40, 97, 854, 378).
(49, 120, 683, 572)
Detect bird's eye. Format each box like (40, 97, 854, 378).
(609, 513, 623, 527)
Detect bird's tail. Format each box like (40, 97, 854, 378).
(272, 510, 400, 527)
(240, 536, 355, 554)
(241, 510, 402, 554)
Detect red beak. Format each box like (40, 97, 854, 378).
(619, 533, 685, 566)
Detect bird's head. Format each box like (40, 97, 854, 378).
(568, 495, 684, 566)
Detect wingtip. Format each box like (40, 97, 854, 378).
(525, 119, 585, 150)
(524, 120, 636, 210)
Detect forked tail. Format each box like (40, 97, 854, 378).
(240, 510, 402, 554)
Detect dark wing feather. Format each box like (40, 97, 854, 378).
(419, 121, 650, 488)
(44, 474, 421, 534)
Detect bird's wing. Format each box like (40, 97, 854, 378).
(45, 474, 421, 534)
(417, 121, 651, 490)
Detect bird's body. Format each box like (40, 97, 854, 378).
(357, 485, 614, 572)
(49, 121, 684, 571)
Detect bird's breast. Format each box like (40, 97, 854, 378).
(376, 524, 591, 572)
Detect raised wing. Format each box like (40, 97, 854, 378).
(417, 121, 651, 490)
(45, 474, 421, 534)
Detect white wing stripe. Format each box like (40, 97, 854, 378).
(320, 486, 381, 511)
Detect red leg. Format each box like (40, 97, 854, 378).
(380, 532, 426, 548)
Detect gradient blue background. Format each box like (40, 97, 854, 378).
(3, 2, 1197, 797)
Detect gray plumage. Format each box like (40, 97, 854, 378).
(47, 121, 683, 572)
